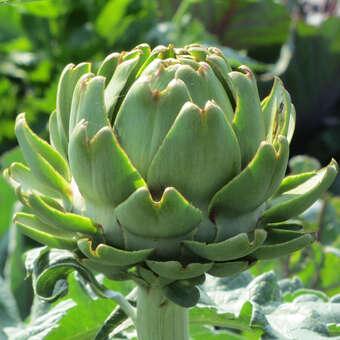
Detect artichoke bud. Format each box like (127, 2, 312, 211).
(5, 44, 338, 307)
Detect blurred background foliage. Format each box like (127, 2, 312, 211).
(0, 0, 339, 163)
(0, 0, 340, 334)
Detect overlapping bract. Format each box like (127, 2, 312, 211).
(4, 44, 337, 297)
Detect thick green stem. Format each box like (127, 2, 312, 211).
(136, 284, 189, 340)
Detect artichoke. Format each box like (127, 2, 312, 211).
(4, 43, 338, 339)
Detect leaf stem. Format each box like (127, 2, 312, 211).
(86, 275, 137, 323)
(316, 193, 328, 242)
(104, 289, 137, 323)
(94, 288, 137, 340)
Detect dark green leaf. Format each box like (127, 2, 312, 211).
(163, 280, 200, 308)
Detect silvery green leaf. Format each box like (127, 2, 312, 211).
(0, 275, 21, 339)
(198, 271, 340, 339)
(4, 299, 76, 340)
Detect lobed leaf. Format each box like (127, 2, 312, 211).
(115, 186, 202, 238)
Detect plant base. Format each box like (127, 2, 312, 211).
(136, 284, 189, 340)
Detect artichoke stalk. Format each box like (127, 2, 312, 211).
(4, 43, 338, 340)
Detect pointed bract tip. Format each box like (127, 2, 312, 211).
(182, 101, 199, 112)
(87, 125, 114, 145)
(2, 168, 9, 181)
(197, 61, 209, 74)
(163, 186, 175, 194)
(259, 140, 272, 148)
(277, 135, 289, 148)
(77, 118, 88, 129)
(208, 46, 223, 55)
(203, 100, 218, 111)
(16, 112, 26, 123)
(167, 78, 185, 89)
(238, 65, 254, 78)
(330, 158, 339, 172)
(135, 42, 151, 50)
(72, 62, 91, 72)
(79, 73, 94, 88)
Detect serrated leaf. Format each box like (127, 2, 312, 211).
(190, 304, 254, 332)
(4, 299, 76, 340)
(24, 247, 104, 302)
(44, 274, 117, 340)
(0, 275, 21, 339)
(4, 203, 34, 319)
(199, 271, 340, 339)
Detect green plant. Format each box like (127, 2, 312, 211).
(4, 43, 337, 340)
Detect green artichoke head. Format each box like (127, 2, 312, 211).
(4, 44, 338, 303)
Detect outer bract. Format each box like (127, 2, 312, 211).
(4, 44, 337, 310)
